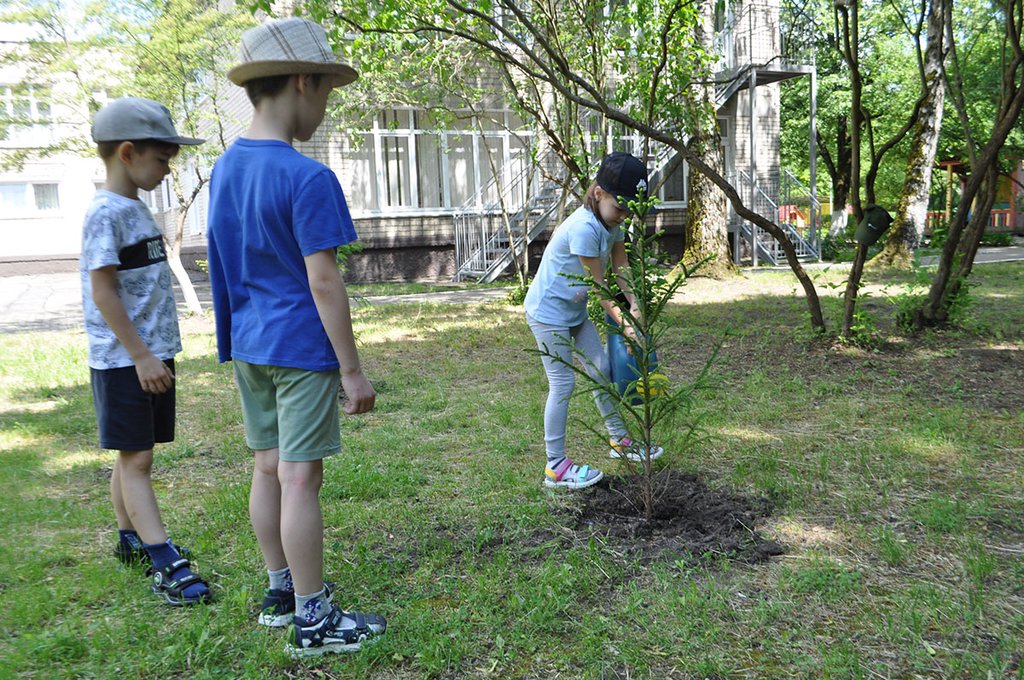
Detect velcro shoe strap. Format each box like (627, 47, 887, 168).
(347, 611, 366, 630)
(310, 607, 344, 645)
(549, 457, 574, 482)
(164, 557, 190, 574)
(166, 573, 204, 591)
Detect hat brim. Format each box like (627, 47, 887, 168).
(156, 135, 205, 146)
(597, 181, 639, 209)
(91, 134, 205, 146)
(227, 61, 358, 88)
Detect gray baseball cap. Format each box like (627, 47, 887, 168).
(91, 97, 204, 145)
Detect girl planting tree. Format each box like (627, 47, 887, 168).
(524, 152, 663, 490)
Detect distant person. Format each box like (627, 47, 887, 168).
(81, 97, 211, 605)
(524, 152, 663, 489)
(206, 17, 386, 657)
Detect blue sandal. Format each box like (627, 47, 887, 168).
(150, 558, 212, 606)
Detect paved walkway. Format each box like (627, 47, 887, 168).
(0, 271, 512, 334)
(1, 247, 1020, 334)
(746, 245, 1024, 272)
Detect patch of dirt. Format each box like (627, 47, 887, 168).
(564, 470, 784, 565)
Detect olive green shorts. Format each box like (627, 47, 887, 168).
(233, 360, 341, 462)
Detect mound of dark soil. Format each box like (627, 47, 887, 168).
(569, 470, 784, 565)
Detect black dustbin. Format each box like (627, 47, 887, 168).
(854, 204, 894, 246)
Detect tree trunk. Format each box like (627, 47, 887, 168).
(827, 116, 852, 239)
(682, 0, 735, 278)
(914, 72, 1024, 329)
(841, 242, 868, 336)
(870, 0, 947, 269)
(166, 172, 203, 316)
(945, 165, 999, 304)
(685, 164, 733, 278)
(841, 1, 864, 224)
(167, 210, 202, 315)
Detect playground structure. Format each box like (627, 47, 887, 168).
(926, 159, 1024, 236)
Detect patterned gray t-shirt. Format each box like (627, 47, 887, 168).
(80, 190, 181, 370)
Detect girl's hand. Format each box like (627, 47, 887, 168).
(629, 301, 641, 321)
(622, 320, 638, 342)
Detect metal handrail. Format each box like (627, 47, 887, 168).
(734, 169, 819, 263)
(453, 146, 564, 281)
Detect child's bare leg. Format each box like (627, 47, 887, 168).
(250, 448, 287, 571)
(116, 450, 167, 544)
(278, 459, 324, 596)
(110, 458, 133, 529)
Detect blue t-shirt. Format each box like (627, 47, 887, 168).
(206, 138, 358, 371)
(524, 205, 624, 327)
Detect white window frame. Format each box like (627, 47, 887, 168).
(350, 108, 534, 217)
(0, 84, 53, 126)
(0, 181, 62, 215)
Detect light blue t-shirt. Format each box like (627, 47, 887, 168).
(524, 205, 624, 327)
(79, 190, 181, 370)
(206, 138, 358, 371)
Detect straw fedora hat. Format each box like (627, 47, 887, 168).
(228, 17, 358, 88)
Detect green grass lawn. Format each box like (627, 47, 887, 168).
(1, 264, 1022, 679)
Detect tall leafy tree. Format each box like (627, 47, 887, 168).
(911, 0, 1024, 328)
(782, 0, 934, 241)
(0, 0, 119, 165)
(106, 0, 253, 313)
(288, 0, 827, 329)
(870, 0, 949, 269)
(828, 0, 951, 335)
(1, 0, 251, 313)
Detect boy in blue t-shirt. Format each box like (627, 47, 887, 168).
(82, 97, 211, 605)
(207, 17, 385, 657)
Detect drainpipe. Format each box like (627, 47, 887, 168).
(809, 68, 819, 255)
(749, 66, 758, 266)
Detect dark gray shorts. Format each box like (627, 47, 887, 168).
(90, 359, 175, 451)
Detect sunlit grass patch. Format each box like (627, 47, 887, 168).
(0, 267, 1022, 678)
(38, 446, 110, 473)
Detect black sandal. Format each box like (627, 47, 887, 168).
(114, 540, 191, 575)
(150, 557, 212, 606)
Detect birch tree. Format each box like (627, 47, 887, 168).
(870, 0, 949, 268)
(911, 0, 1024, 328)
(1, 0, 250, 313)
(109, 0, 253, 314)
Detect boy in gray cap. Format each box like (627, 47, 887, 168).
(206, 17, 385, 656)
(82, 96, 211, 605)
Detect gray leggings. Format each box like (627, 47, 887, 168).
(527, 313, 628, 461)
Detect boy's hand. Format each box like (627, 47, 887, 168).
(341, 370, 376, 414)
(135, 353, 174, 394)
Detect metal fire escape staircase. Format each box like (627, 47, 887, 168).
(715, 2, 820, 264)
(734, 169, 821, 264)
(452, 145, 682, 282)
(451, 76, 740, 283)
(453, 149, 568, 283)
(453, 2, 818, 279)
